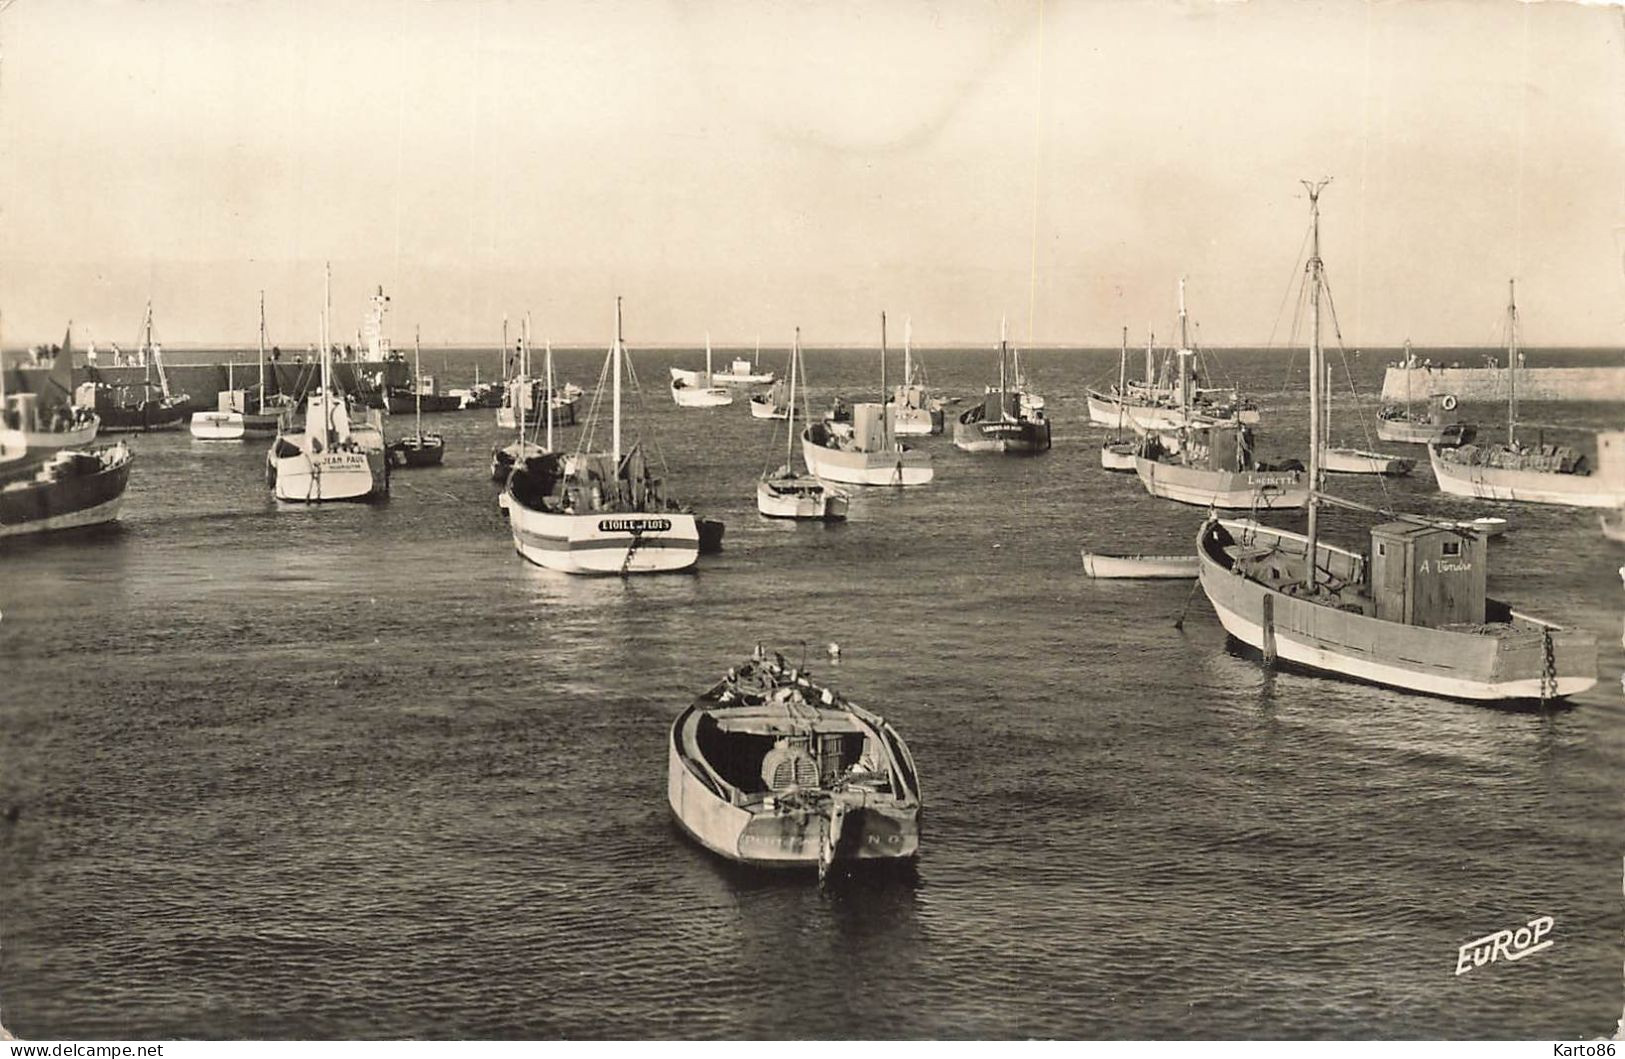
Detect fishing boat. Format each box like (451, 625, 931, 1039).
(670, 335, 734, 408)
(387, 329, 445, 468)
(1197, 182, 1595, 703)
(1087, 285, 1260, 430)
(668, 646, 921, 874)
(1100, 327, 1138, 472)
(757, 328, 849, 520)
(0, 311, 131, 539)
(889, 318, 944, 436)
(190, 359, 248, 439)
(267, 267, 389, 503)
(1322, 448, 1415, 477)
(1376, 342, 1475, 446)
(490, 317, 555, 483)
(386, 376, 461, 415)
(802, 314, 933, 486)
(503, 298, 713, 575)
(91, 303, 191, 433)
(1430, 284, 1623, 507)
(954, 320, 1051, 453)
(709, 341, 776, 386)
(1080, 550, 1198, 579)
(3, 330, 101, 450)
(0, 438, 133, 540)
(1134, 410, 1306, 510)
(748, 376, 789, 420)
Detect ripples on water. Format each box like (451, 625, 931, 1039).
(1, 347, 1621, 1038)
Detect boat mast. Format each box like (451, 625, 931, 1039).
(322, 263, 334, 445)
(1116, 326, 1128, 431)
(1506, 278, 1519, 448)
(787, 327, 799, 467)
(258, 291, 267, 399)
(999, 315, 1008, 397)
(1303, 179, 1330, 592)
(413, 326, 423, 438)
(903, 317, 913, 389)
(544, 337, 554, 453)
(1144, 329, 1155, 389)
(517, 316, 528, 443)
(612, 297, 623, 468)
(880, 312, 887, 404)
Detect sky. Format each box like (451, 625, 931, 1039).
(1, 0, 1623, 349)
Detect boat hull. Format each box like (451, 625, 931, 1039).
(1135, 455, 1307, 510)
(1429, 447, 1625, 507)
(190, 411, 245, 440)
(1100, 440, 1138, 472)
(1376, 418, 1475, 446)
(15, 419, 100, 449)
(1323, 447, 1415, 476)
(892, 406, 943, 436)
(952, 416, 1051, 453)
(1080, 550, 1198, 579)
(671, 382, 734, 407)
(98, 400, 188, 433)
(801, 435, 933, 486)
(667, 711, 918, 869)
(387, 435, 445, 468)
(506, 499, 700, 574)
(756, 477, 849, 520)
(270, 449, 386, 502)
(748, 397, 787, 420)
(1197, 518, 1596, 700)
(0, 447, 132, 539)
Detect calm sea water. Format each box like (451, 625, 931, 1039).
(2, 345, 1622, 1039)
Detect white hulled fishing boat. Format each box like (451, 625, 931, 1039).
(802, 313, 933, 486)
(953, 319, 1051, 453)
(709, 342, 776, 386)
(757, 328, 848, 520)
(267, 267, 389, 503)
(1430, 282, 1624, 507)
(504, 298, 715, 574)
(748, 374, 789, 420)
(4, 328, 101, 450)
(1197, 183, 1595, 703)
(1087, 284, 1260, 430)
(670, 335, 734, 408)
(668, 646, 921, 875)
(889, 318, 943, 436)
(1100, 327, 1138, 472)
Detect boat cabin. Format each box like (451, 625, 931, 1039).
(1593, 430, 1625, 488)
(1370, 521, 1486, 628)
(848, 402, 896, 451)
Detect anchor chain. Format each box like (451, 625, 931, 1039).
(1539, 627, 1557, 702)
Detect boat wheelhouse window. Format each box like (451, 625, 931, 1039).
(1442, 540, 1462, 557)
(1376, 543, 1385, 557)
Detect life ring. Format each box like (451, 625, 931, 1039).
(1440, 394, 1459, 411)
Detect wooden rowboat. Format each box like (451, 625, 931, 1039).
(1080, 549, 1199, 579)
(668, 647, 920, 875)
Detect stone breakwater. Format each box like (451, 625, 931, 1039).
(1381, 365, 1625, 403)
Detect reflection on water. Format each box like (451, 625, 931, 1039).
(1, 347, 1621, 1039)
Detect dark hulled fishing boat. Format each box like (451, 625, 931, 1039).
(386, 329, 445, 469)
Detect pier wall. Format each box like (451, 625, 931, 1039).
(5, 360, 411, 410)
(1381, 366, 1625, 403)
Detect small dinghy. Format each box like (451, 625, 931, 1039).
(1080, 550, 1199, 579)
(1454, 516, 1508, 539)
(668, 647, 921, 875)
